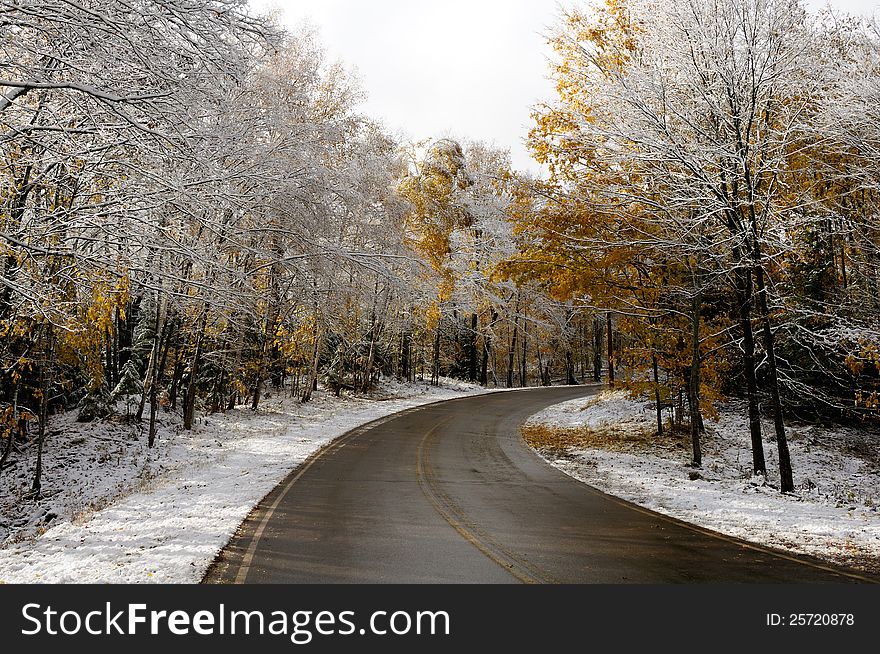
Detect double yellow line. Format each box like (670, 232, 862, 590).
(416, 417, 558, 585)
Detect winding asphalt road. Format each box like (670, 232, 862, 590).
(205, 386, 874, 584)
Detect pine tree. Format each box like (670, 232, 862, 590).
(112, 358, 143, 399)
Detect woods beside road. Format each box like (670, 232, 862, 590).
(3, 0, 880, 578)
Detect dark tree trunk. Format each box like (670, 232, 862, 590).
(734, 263, 766, 475)
(156, 317, 174, 383)
(468, 312, 478, 382)
(688, 288, 703, 467)
(251, 371, 264, 411)
(113, 307, 120, 386)
(252, 305, 279, 411)
(401, 332, 411, 382)
(32, 354, 49, 498)
(105, 332, 116, 388)
(721, 167, 766, 476)
(580, 320, 588, 381)
(676, 388, 684, 428)
(593, 316, 602, 382)
(753, 263, 794, 492)
(565, 350, 578, 385)
(652, 350, 663, 436)
(136, 299, 164, 422)
(169, 347, 184, 412)
(480, 311, 497, 387)
(211, 362, 227, 414)
(606, 312, 614, 386)
(536, 344, 548, 387)
(302, 322, 321, 403)
(431, 323, 441, 386)
(362, 318, 381, 394)
(251, 364, 263, 410)
(0, 385, 20, 481)
(739, 145, 792, 487)
(183, 313, 208, 431)
(148, 328, 162, 449)
(507, 316, 518, 388)
(148, 379, 159, 448)
(362, 336, 376, 393)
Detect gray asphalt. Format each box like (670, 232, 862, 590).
(205, 386, 874, 584)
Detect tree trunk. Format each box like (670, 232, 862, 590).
(148, 380, 159, 449)
(113, 307, 121, 387)
(520, 318, 528, 387)
(480, 311, 496, 387)
(593, 316, 602, 382)
(401, 332, 411, 382)
(105, 331, 116, 389)
(687, 287, 703, 467)
(252, 305, 279, 411)
(753, 263, 794, 492)
(362, 317, 380, 393)
(606, 312, 615, 386)
(536, 344, 547, 387)
(157, 316, 174, 383)
(565, 350, 578, 385)
(169, 348, 184, 411)
(676, 388, 684, 428)
(302, 321, 321, 403)
(469, 312, 478, 382)
(580, 320, 588, 381)
(251, 367, 264, 411)
(148, 317, 163, 447)
(32, 352, 50, 497)
(361, 281, 383, 393)
(652, 350, 663, 436)
(507, 316, 518, 388)
(183, 312, 208, 431)
(362, 338, 376, 393)
(136, 298, 164, 422)
(735, 264, 766, 475)
(0, 385, 19, 482)
(431, 323, 441, 386)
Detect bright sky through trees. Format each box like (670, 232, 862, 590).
(253, 0, 879, 173)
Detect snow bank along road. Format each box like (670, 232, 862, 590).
(0, 383, 483, 583)
(206, 387, 875, 583)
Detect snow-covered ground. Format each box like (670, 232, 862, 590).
(524, 390, 880, 575)
(0, 378, 484, 583)
(6, 381, 875, 583)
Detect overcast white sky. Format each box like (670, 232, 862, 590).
(250, 0, 879, 173)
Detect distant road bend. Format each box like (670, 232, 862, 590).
(206, 387, 874, 584)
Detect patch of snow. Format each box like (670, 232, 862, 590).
(0, 377, 485, 583)
(526, 391, 880, 574)
(533, 389, 656, 433)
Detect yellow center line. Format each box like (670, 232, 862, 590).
(416, 418, 558, 585)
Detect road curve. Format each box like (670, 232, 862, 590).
(205, 386, 874, 584)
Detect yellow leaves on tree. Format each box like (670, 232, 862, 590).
(56, 273, 130, 390)
(399, 139, 473, 276)
(530, 1, 639, 182)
